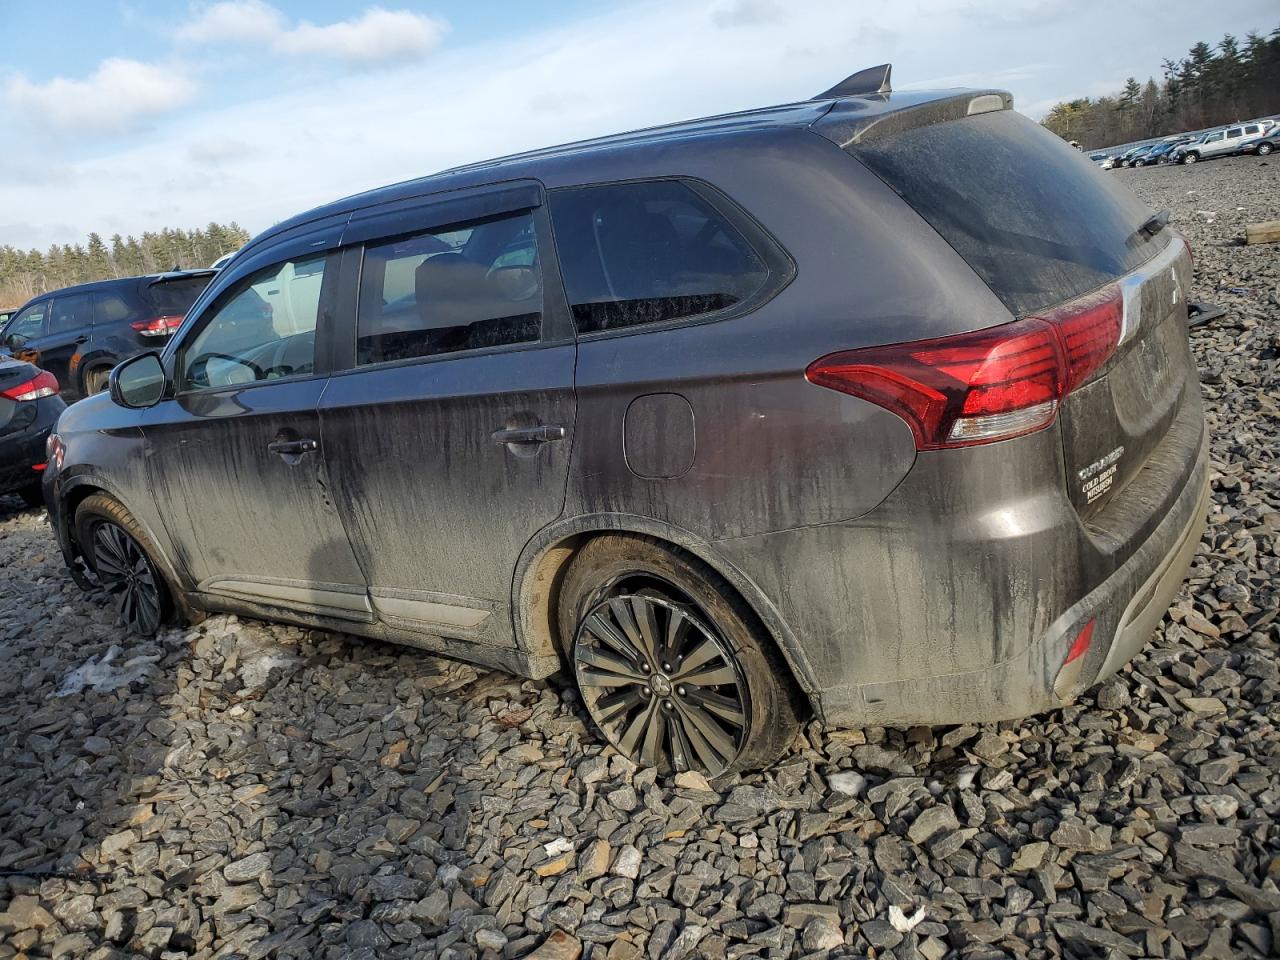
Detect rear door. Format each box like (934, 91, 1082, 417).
(319, 182, 577, 642)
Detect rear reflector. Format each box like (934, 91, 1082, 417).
(806, 285, 1122, 449)
(130, 314, 184, 337)
(1064, 619, 1095, 664)
(1053, 617, 1097, 701)
(1, 370, 59, 402)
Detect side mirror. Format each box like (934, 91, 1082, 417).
(109, 352, 167, 409)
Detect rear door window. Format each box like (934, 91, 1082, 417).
(846, 110, 1172, 316)
(355, 209, 542, 365)
(548, 180, 769, 334)
(49, 294, 92, 335)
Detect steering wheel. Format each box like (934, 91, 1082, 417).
(199, 351, 266, 385)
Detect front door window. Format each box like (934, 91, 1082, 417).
(1, 303, 47, 348)
(180, 255, 325, 390)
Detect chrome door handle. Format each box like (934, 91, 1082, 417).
(491, 425, 566, 444)
(267, 438, 318, 456)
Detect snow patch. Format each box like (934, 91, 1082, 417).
(51, 644, 160, 697)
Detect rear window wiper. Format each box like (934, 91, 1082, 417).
(1134, 209, 1170, 242)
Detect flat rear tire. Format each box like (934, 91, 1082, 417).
(558, 535, 804, 776)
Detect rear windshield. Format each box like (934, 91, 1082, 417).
(847, 110, 1170, 316)
(145, 276, 212, 316)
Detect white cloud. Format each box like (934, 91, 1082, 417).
(176, 0, 285, 43)
(5, 58, 195, 132)
(275, 8, 447, 66)
(3, 0, 1276, 248)
(178, 3, 447, 67)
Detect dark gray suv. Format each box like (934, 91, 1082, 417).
(44, 66, 1208, 776)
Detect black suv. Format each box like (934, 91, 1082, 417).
(0, 272, 213, 402)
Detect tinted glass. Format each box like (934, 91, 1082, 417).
(549, 181, 768, 333)
(848, 110, 1171, 316)
(147, 276, 212, 315)
(180, 256, 325, 390)
(356, 210, 541, 365)
(1226, 127, 1243, 138)
(3, 303, 46, 345)
(49, 294, 92, 334)
(93, 291, 133, 323)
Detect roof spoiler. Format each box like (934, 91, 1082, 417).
(812, 64, 891, 101)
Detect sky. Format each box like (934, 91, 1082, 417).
(0, 0, 1275, 251)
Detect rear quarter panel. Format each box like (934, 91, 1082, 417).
(539, 129, 1015, 539)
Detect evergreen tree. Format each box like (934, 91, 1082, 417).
(1042, 22, 1280, 148)
(0, 222, 251, 307)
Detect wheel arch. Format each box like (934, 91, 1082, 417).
(72, 351, 118, 396)
(512, 513, 824, 720)
(59, 474, 201, 622)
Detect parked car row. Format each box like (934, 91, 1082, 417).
(21, 64, 1210, 776)
(0, 271, 213, 402)
(1093, 119, 1276, 168)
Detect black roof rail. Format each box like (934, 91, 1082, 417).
(812, 63, 891, 101)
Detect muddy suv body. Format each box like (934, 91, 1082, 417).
(45, 67, 1207, 774)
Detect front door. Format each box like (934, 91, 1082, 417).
(319, 190, 576, 642)
(143, 247, 370, 620)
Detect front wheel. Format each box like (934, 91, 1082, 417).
(558, 535, 804, 776)
(75, 494, 172, 635)
(1184, 153, 1198, 164)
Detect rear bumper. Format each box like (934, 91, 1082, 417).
(0, 397, 61, 496)
(715, 397, 1209, 728)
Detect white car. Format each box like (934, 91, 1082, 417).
(1181, 121, 1273, 163)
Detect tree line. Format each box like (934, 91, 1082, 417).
(0, 223, 251, 308)
(1042, 26, 1280, 150)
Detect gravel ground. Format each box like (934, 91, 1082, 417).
(1, 156, 1278, 960)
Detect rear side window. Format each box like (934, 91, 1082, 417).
(549, 180, 768, 334)
(93, 291, 133, 323)
(147, 276, 212, 316)
(848, 111, 1172, 316)
(355, 209, 542, 365)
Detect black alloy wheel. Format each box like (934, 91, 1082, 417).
(89, 520, 165, 635)
(573, 591, 749, 776)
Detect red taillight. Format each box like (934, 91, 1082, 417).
(1064, 619, 1095, 664)
(130, 314, 184, 337)
(806, 285, 1122, 450)
(1032, 286, 1123, 393)
(1, 370, 59, 401)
